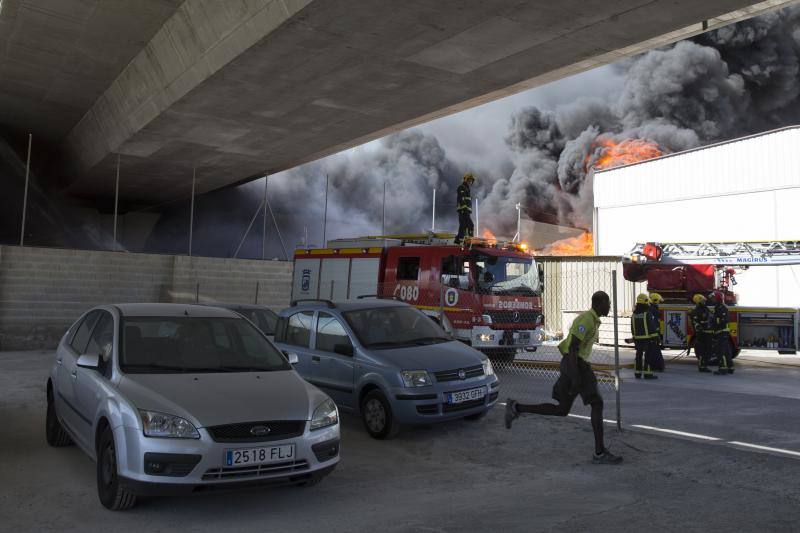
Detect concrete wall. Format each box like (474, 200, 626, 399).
(0, 246, 293, 350)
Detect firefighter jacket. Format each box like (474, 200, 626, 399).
(631, 303, 659, 340)
(457, 183, 472, 214)
(712, 302, 730, 334)
(689, 303, 713, 334)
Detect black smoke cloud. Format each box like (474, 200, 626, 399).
(481, 6, 800, 233)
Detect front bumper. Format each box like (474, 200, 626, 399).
(390, 376, 500, 424)
(114, 421, 339, 493)
(470, 326, 544, 349)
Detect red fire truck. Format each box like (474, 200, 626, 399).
(623, 241, 800, 355)
(290, 233, 545, 361)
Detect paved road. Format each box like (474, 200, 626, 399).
(497, 349, 800, 452)
(2, 350, 800, 532)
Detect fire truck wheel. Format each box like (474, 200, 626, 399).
(484, 349, 516, 365)
(361, 390, 399, 439)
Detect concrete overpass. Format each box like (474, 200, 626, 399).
(0, 0, 795, 209)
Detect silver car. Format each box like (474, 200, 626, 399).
(45, 304, 340, 510)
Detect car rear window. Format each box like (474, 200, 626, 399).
(120, 316, 290, 374)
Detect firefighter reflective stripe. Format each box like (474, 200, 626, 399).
(631, 312, 658, 340)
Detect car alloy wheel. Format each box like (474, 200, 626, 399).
(364, 398, 386, 433)
(361, 390, 398, 439)
(97, 429, 136, 510)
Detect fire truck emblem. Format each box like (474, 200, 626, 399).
(445, 288, 459, 307)
(301, 269, 311, 292)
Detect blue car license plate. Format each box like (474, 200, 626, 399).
(447, 387, 486, 404)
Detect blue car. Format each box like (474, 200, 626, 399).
(274, 299, 500, 439)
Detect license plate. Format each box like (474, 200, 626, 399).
(225, 444, 295, 466)
(447, 387, 486, 404)
(516, 332, 531, 344)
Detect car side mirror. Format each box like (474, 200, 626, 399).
(334, 343, 354, 357)
(77, 354, 100, 369)
(283, 351, 299, 365)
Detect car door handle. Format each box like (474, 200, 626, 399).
(70, 370, 77, 379)
(312, 356, 321, 362)
(56, 358, 63, 366)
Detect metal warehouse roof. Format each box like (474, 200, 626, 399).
(593, 125, 800, 209)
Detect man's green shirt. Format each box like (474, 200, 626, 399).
(558, 309, 601, 360)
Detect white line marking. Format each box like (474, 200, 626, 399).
(728, 441, 800, 458)
(631, 424, 721, 441)
(567, 414, 616, 424)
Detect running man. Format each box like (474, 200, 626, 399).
(505, 291, 622, 465)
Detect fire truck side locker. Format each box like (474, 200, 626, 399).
(291, 253, 383, 301)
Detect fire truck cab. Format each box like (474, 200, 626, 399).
(291, 234, 546, 361)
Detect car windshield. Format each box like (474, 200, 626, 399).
(343, 307, 450, 348)
(237, 308, 278, 335)
(473, 253, 539, 294)
(120, 317, 291, 374)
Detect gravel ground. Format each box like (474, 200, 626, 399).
(2, 350, 799, 532)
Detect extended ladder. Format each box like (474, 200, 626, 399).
(628, 240, 800, 266)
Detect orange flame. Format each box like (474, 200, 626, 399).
(541, 232, 594, 256)
(590, 138, 663, 171)
(481, 228, 497, 241)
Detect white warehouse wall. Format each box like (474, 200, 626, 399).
(594, 126, 800, 308)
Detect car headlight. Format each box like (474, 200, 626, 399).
(311, 398, 339, 431)
(401, 370, 432, 388)
(482, 359, 495, 376)
(478, 333, 495, 342)
(139, 410, 200, 439)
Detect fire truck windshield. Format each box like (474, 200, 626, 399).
(343, 306, 450, 349)
(472, 253, 540, 295)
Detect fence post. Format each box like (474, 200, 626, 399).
(19, 133, 32, 247)
(255, 281, 260, 305)
(195, 282, 200, 304)
(612, 269, 622, 431)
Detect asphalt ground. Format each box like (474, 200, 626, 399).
(2, 350, 800, 532)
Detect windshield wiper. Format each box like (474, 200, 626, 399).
(364, 340, 409, 348)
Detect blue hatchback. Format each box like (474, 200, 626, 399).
(274, 299, 500, 439)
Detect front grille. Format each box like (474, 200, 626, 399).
(207, 420, 306, 443)
(433, 364, 484, 382)
(202, 460, 309, 481)
(488, 310, 541, 326)
(442, 398, 485, 413)
(416, 404, 439, 415)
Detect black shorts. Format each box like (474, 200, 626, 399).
(552, 357, 601, 406)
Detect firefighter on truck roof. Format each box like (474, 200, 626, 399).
(455, 173, 475, 245)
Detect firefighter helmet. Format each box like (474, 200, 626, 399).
(649, 293, 664, 304)
(636, 293, 650, 305)
(463, 172, 475, 183)
(692, 294, 706, 305)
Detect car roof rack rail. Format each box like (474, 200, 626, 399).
(356, 294, 401, 300)
(291, 299, 336, 308)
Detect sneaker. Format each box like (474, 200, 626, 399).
(504, 399, 519, 429)
(634, 373, 642, 379)
(593, 448, 623, 465)
(643, 374, 658, 380)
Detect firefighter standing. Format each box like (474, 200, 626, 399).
(689, 294, 713, 373)
(632, 294, 659, 379)
(708, 291, 734, 375)
(455, 173, 475, 245)
(647, 292, 666, 372)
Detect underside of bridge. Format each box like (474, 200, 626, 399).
(0, 0, 794, 210)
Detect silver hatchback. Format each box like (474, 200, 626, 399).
(46, 304, 339, 510)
